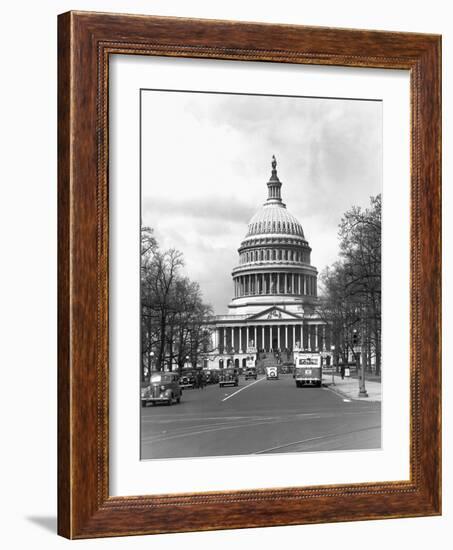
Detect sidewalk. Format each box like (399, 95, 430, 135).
(323, 373, 382, 402)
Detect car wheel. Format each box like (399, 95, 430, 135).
(141, 401, 147, 407)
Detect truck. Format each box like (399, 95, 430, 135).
(293, 352, 322, 387)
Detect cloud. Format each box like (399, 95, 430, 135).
(141, 90, 382, 315)
(143, 195, 254, 224)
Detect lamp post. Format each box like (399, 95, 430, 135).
(149, 351, 155, 379)
(353, 329, 368, 398)
(330, 345, 336, 386)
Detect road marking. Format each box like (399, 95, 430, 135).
(142, 417, 284, 443)
(254, 425, 381, 454)
(343, 399, 351, 402)
(221, 377, 265, 402)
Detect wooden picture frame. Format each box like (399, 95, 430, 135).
(58, 10, 441, 539)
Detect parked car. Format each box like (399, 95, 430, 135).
(245, 366, 257, 380)
(141, 372, 182, 406)
(265, 365, 279, 380)
(179, 369, 197, 389)
(219, 368, 239, 387)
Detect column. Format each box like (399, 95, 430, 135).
(291, 273, 295, 294)
(284, 273, 287, 294)
(277, 273, 280, 294)
(292, 325, 296, 350)
(262, 325, 265, 351)
(239, 326, 242, 353)
(301, 323, 304, 349)
(285, 325, 288, 350)
(299, 274, 302, 295)
(223, 327, 227, 353)
(277, 325, 280, 350)
(230, 327, 233, 352)
(255, 274, 258, 295)
(323, 325, 326, 351)
(247, 326, 250, 349)
(315, 324, 318, 350)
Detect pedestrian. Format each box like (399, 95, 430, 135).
(340, 364, 345, 380)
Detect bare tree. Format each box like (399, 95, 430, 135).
(317, 195, 381, 375)
(141, 227, 214, 377)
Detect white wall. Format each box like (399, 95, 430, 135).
(0, 1, 450, 548)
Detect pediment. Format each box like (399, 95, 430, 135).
(248, 306, 303, 321)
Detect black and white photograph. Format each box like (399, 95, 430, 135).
(140, 89, 382, 460)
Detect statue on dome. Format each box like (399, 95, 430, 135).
(272, 155, 277, 170)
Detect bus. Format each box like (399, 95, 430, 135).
(294, 352, 322, 387)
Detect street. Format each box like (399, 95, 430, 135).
(140, 374, 381, 459)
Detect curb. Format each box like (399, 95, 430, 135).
(323, 382, 382, 403)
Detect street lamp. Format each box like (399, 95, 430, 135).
(148, 350, 155, 380)
(330, 345, 336, 386)
(353, 329, 368, 398)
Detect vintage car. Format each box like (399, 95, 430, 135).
(141, 372, 182, 406)
(179, 369, 197, 389)
(219, 368, 239, 387)
(244, 366, 257, 380)
(265, 365, 279, 380)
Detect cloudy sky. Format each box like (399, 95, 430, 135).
(141, 90, 382, 314)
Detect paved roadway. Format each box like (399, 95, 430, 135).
(140, 374, 381, 459)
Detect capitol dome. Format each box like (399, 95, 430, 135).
(229, 156, 318, 315)
(244, 156, 305, 240)
(245, 204, 305, 239)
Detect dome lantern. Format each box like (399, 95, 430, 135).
(266, 155, 284, 205)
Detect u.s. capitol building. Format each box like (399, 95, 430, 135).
(203, 156, 332, 370)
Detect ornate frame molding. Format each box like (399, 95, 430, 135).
(58, 11, 441, 538)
